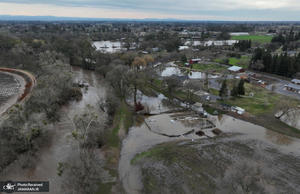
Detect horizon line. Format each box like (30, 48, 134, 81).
(0, 15, 300, 22)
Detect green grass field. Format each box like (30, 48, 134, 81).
(228, 56, 250, 68)
(228, 57, 240, 66)
(214, 56, 250, 68)
(107, 102, 133, 147)
(223, 83, 281, 115)
(192, 63, 227, 72)
(231, 35, 272, 43)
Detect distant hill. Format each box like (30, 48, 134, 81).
(0, 15, 187, 22)
(0, 15, 299, 23)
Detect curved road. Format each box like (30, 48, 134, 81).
(0, 68, 36, 116)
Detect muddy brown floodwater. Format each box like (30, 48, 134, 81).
(119, 91, 300, 194)
(0, 67, 107, 194)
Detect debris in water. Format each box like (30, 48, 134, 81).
(212, 128, 222, 135)
(196, 130, 205, 136)
(135, 101, 144, 112)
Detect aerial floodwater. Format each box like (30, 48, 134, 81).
(93, 41, 123, 53)
(119, 88, 300, 194)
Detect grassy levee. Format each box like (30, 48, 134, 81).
(107, 101, 133, 148)
(97, 101, 133, 194)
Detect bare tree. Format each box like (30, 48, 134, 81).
(61, 107, 105, 194)
(164, 75, 181, 97)
(275, 98, 298, 120)
(184, 80, 201, 108)
(216, 160, 274, 194)
(106, 65, 131, 100)
(131, 57, 146, 105)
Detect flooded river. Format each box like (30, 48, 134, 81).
(0, 67, 107, 194)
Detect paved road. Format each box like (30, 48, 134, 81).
(250, 71, 300, 100)
(0, 72, 24, 116)
(0, 68, 36, 117)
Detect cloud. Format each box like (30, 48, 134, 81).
(0, 0, 299, 20)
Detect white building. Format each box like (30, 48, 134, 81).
(228, 66, 244, 73)
(231, 106, 245, 115)
(291, 79, 300, 85)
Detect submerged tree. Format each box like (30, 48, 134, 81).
(61, 107, 106, 194)
(130, 55, 154, 105)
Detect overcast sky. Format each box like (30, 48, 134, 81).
(0, 0, 300, 21)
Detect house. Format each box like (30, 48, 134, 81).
(189, 58, 202, 64)
(284, 83, 300, 94)
(228, 66, 244, 73)
(291, 79, 300, 85)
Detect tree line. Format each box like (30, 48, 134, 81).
(271, 30, 300, 44)
(234, 40, 251, 52)
(250, 48, 300, 77)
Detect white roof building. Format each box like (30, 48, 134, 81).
(228, 66, 243, 72)
(179, 46, 189, 51)
(291, 79, 300, 85)
(230, 32, 250, 36)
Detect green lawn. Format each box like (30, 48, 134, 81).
(209, 88, 219, 96)
(223, 83, 281, 115)
(107, 102, 133, 147)
(214, 59, 223, 63)
(231, 35, 272, 43)
(192, 63, 227, 72)
(228, 57, 240, 66)
(228, 56, 250, 68)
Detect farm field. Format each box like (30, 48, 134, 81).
(231, 35, 273, 43)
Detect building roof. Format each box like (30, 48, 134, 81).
(232, 106, 245, 112)
(291, 79, 300, 84)
(230, 32, 250, 36)
(191, 58, 202, 62)
(285, 83, 300, 90)
(228, 66, 243, 72)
